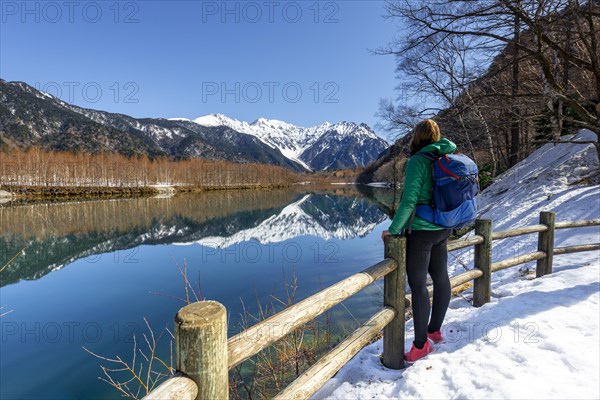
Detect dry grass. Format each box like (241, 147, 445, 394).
(451, 282, 473, 296)
(0, 306, 13, 318)
(86, 261, 342, 399)
(0, 249, 21, 317)
(84, 260, 198, 399)
(84, 319, 175, 399)
(229, 270, 337, 400)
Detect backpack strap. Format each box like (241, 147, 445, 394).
(415, 151, 438, 161)
(436, 156, 461, 179)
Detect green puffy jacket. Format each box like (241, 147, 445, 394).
(388, 138, 457, 234)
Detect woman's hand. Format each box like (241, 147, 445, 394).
(381, 230, 391, 241)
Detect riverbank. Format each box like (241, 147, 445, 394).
(0, 185, 162, 200)
(0, 180, 363, 202)
(0, 183, 293, 201)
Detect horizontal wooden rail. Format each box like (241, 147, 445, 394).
(491, 224, 548, 240)
(554, 243, 600, 255)
(447, 235, 484, 251)
(227, 258, 397, 368)
(143, 214, 600, 400)
(273, 307, 396, 400)
(491, 251, 547, 272)
(143, 373, 197, 400)
(555, 219, 600, 229)
(450, 269, 484, 288)
(402, 268, 485, 308)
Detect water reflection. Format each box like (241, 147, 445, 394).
(0, 187, 394, 400)
(1, 188, 388, 287)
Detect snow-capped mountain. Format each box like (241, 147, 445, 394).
(189, 113, 389, 170)
(0, 79, 388, 171)
(0, 80, 303, 169)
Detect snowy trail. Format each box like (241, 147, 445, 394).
(314, 253, 599, 399)
(314, 130, 600, 399)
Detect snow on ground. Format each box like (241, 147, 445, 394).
(315, 255, 599, 399)
(314, 130, 600, 399)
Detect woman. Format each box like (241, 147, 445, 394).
(381, 119, 456, 363)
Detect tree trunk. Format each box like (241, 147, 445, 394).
(510, 10, 521, 166)
(465, 88, 497, 176)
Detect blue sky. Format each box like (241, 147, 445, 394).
(0, 1, 399, 139)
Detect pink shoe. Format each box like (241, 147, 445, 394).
(427, 330, 444, 344)
(404, 340, 434, 363)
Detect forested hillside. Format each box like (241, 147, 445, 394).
(363, 0, 599, 184)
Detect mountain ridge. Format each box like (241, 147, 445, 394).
(182, 113, 389, 171)
(0, 79, 388, 171)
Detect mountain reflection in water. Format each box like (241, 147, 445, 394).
(0, 188, 389, 287)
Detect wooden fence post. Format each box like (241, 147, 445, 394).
(473, 219, 493, 307)
(536, 211, 556, 277)
(175, 301, 228, 400)
(382, 235, 406, 369)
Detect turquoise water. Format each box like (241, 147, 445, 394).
(0, 187, 394, 399)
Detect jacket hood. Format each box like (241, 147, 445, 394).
(419, 138, 457, 156)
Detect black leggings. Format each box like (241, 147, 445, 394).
(406, 229, 452, 349)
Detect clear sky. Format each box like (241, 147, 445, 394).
(0, 1, 399, 140)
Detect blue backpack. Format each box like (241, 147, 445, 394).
(413, 152, 479, 229)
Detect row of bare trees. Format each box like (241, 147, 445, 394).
(0, 148, 300, 188)
(377, 0, 599, 175)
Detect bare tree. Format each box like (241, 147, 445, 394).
(378, 0, 599, 170)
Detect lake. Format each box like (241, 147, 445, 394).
(0, 186, 398, 399)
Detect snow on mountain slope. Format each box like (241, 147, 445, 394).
(454, 129, 600, 279)
(478, 129, 599, 227)
(192, 114, 315, 169)
(314, 129, 600, 400)
(419, 129, 600, 280)
(193, 113, 326, 153)
(3, 80, 385, 171)
(192, 113, 389, 170)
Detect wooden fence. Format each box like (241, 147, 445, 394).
(143, 212, 600, 400)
